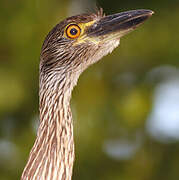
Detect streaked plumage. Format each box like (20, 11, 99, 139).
(21, 8, 153, 180)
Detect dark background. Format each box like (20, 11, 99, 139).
(0, 0, 179, 179)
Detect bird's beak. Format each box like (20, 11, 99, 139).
(87, 9, 154, 39)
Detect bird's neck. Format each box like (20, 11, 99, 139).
(21, 71, 78, 180)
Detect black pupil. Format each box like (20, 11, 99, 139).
(70, 28, 78, 35)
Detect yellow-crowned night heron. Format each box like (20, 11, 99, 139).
(21, 8, 153, 180)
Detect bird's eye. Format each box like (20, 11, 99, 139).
(66, 24, 81, 39)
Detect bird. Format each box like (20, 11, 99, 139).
(21, 8, 153, 180)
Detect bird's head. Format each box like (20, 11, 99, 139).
(40, 9, 153, 82)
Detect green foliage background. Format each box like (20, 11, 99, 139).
(0, 0, 179, 179)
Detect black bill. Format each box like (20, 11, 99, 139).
(87, 9, 153, 37)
